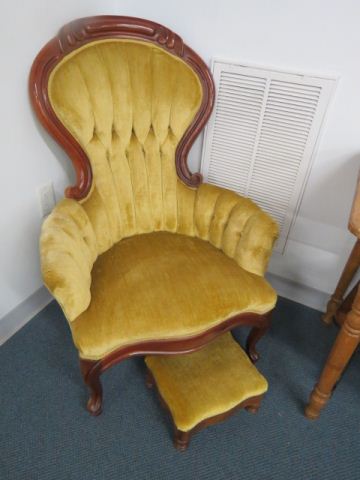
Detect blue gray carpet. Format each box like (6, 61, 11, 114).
(1, 297, 360, 480)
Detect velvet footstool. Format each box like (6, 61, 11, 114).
(145, 332, 268, 451)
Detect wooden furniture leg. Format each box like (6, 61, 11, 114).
(335, 282, 359, 326)
(246, 312, 272, 363)
(174, 429, 191, 451)
(305, 285, 360, 419)
(80, 359, 103, 416)
(245, 402, 260, 414)
(322, 239, 360, 324)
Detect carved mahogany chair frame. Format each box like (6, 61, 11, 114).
(30, 16, 273, 416)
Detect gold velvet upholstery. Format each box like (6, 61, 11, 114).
(145, 332, 268, 432)
(40, 39, 279, 360)
(71, 232, 276, 360)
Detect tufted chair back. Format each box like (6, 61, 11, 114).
(48, 40, 203, 254)
(30, 17, 279, 322)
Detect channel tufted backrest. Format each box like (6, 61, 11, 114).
(32, 16, 278, 313)
(48, 40, 203, 253)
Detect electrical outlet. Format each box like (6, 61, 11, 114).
(37, 182, 56, 217)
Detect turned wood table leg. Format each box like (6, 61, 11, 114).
(323, 239, 360, 325)
(305, 285, 360, 419)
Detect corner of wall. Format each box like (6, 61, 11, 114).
(0, 287, 52, 346)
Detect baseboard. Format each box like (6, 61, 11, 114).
(0, 287, 52, 346)
(266, 272, 329, 312)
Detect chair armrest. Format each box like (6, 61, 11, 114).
(231, 210, 279, 276)
(40, 199, 98, 321)
(194, 183, 279, 276)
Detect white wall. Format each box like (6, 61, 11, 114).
(1, 0, 359, 318)
(0, 0, 118, 318)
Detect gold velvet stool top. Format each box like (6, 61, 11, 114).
(145, 332, 268, 451)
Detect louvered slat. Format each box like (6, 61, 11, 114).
(206, 71, 267, 203)
(201, 61, 336, 252)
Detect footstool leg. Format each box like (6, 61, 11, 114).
(246, 312, 271, 363)
(245, 396, 262, 414)
(246, 405, 259, 414)
(174, 429, 191, 451)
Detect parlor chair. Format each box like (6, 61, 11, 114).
(30, 16, 279, 415)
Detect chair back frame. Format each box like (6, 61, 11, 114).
(29, 15, 215, 199)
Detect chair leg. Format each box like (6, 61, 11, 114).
(246, 312, 271, 363)
(80, 359, 103, 416)
(305, 285, 360, 419)
(323, 239, 360, 325)
(174, 429, 191, 451)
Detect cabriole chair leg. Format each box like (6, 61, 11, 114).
(80, 359, 103, 416)
(246, 312, 272, 363)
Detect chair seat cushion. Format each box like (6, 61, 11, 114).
(145, 332, 268, 432)
(71, 232, 276, 360)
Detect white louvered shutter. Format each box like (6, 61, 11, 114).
(201, 61, 336, 252)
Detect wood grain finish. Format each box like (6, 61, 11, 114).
(146, 367, 264, 451)
(323, 172, 360, 325)
(305, 284, 360, 419)
(29, 15, 215, 199)
(306, 170, 360, 419)
(322, 239, 360, 325)
(335, 282, 358, 326)
(349, 170, 360, 237)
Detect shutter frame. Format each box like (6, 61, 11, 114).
(201, 59, 337, 253)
